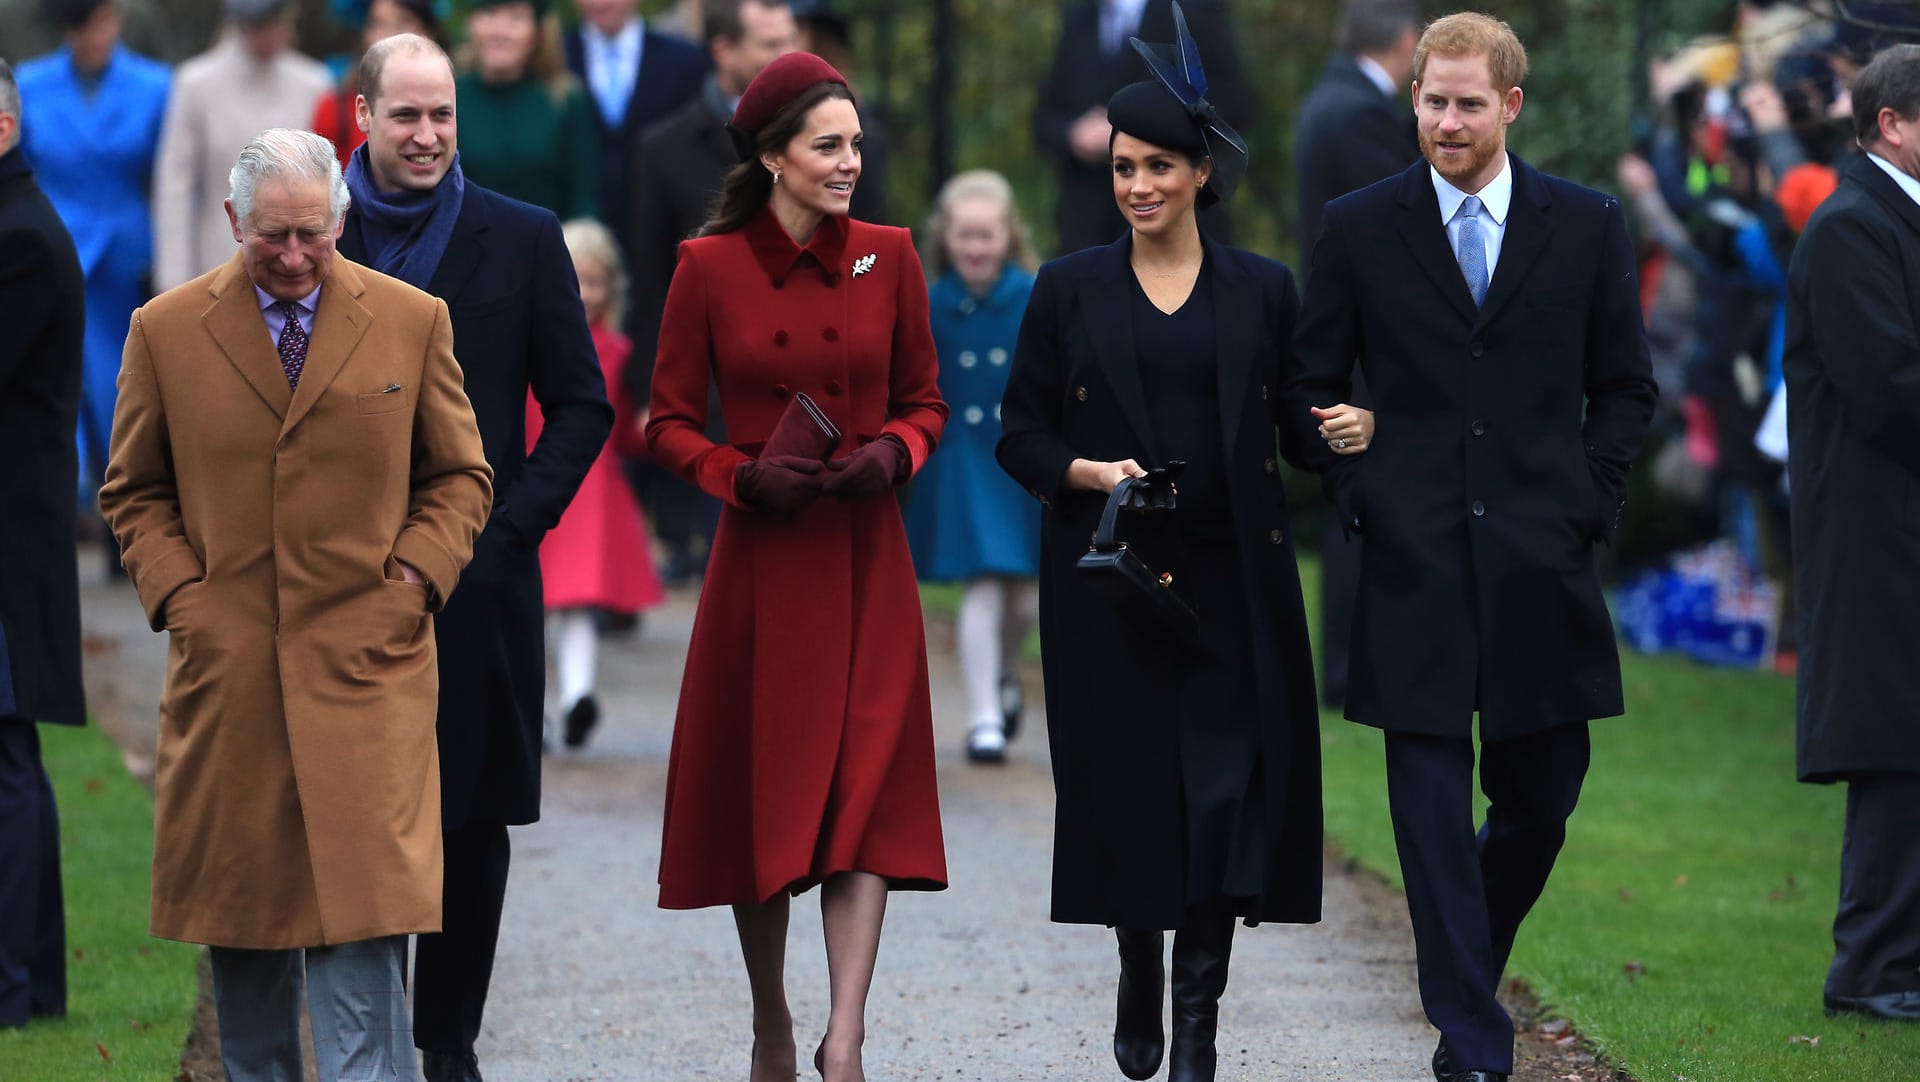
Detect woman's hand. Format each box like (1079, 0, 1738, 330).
(1066, 457, 1149, 493)
(1311, 404, 1374, 455)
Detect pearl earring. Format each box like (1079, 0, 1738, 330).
(773, 169, 782, 184)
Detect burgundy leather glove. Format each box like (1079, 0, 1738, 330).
(822, 436, 909, 499)
(734, 455, 826, 514)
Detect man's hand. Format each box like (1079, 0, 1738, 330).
(1069, 107, 1113, 164)
(1739, 81, 1790, 133)
(1616, 154, 1658, 199)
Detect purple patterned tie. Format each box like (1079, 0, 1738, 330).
(276, 301, 308, 389)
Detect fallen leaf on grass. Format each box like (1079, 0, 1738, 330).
(97, 1042, 112, 1062)
(1623, 960, 1647, 982)
(1618, 887, 1635, 903)
(1674, 874, 1689, 887)
(1768, 873, 1804, 903)
(84, 776, 106, 793)
(1540, 1019, 1572, 1037)
(1789, 1034, 1821, 1047)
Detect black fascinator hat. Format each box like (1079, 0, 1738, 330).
(1107, 1, 1248, 208)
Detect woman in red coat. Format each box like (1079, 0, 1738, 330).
(644, 54, 948, 1082)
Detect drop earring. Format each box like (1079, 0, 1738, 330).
(773, 169, 783, 184)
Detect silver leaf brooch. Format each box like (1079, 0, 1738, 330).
(852, 253, 877, 277)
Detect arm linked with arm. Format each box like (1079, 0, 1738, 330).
(1280, 210, 1365, 531)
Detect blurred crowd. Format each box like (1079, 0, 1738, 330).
(1613, 0, 1920, 670)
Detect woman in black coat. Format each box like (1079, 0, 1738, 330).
(996, 19, 1370, 1081)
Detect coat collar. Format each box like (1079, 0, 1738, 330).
(202, 253, 373, 433)
(424, 185, 490, 303)
(0, 147, 29, 188)
(1393, 152, 1553, 330)
(744, 205, 850, 288)
(932, 266, 1031, 316)
(1076, 231, 1258, 463)
(1847, 153, 1920, 240)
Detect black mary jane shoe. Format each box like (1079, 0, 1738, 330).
(999, 672, 1024, 741)
(563, 694, 600, 749)
(1113, 927, 1166, 1080)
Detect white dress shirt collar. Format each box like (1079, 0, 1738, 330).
(1355, 54, 1398, 99)
(584, 16, 644, 59)
(1431, 152, 1513, 227)
(256, 284, 322, 344)
(1868, 151, 1920, 208)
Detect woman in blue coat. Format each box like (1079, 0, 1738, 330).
(17, 0, 169, 506)
(905, 170, 1042, 764)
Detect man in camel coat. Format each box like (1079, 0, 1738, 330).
(99, 128, 492, 1082)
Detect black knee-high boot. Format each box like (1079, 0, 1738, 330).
(1113, 927, 1166, 1080)
(1168, 900, 1236, 1082)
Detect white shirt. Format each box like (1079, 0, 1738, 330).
(584, 18, 645, 123)
(1101, 0, 1150, 56)
(1356, 54, 1398, 99)
(1432, 152, 1513, 278)
(257, 284, 320, 346)
(1868, 151, 1920, 208)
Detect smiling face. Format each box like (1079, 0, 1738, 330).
(468, 2, 538, 82)
(763, 96, 862, 220)
(358, 48, 457, 193)
(228, 174, 341, 302)
(1110, 131, 1209, 238)
(943, 196, 1012, 295)
(1414, 51, 1523, 193)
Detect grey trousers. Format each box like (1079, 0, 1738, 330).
(209, 935, 418, 1082)
(1828, 774, 1920, 998)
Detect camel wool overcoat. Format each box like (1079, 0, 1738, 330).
(100, 254, 493, 949)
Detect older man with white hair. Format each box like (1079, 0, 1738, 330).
(100, 127, 493, 1082)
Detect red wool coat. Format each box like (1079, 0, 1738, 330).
(646, 208, 949, 909)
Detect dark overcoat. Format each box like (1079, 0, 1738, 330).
(1281, 156, 1657, 741)
(1292, 53, 1418, 281)
(0, 148, 85, 728)
(342, 184, 613, 828)
(1784, 154, 1920, 783)
(997, 235, 1322, 929)
(1033, 0, 1247, 253)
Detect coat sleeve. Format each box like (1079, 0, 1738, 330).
(98, 310, 203, 631)
(1580, 199, 1660, 544)
(996, 263, 1079, 503)
(392, 298, 495, 608)
(509, 212, 615, 543)
(0, 224, 52, 393)
(645, 242, 753, 506)
(1798, 206, 1920, 476)
(880, 227, 947, 473)
(150, 75, 199, 292)
(1281, 201, 1365, 532)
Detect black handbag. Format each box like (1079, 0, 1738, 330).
(1074, 475, 1203, 651)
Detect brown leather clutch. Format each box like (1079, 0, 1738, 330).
(761, 391, 843, 461)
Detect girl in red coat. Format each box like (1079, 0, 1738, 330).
(644, 54, 949, 1082)
(528, 219, 665, 748)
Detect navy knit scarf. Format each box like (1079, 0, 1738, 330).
(344, 143, 466, 290)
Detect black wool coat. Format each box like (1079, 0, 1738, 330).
(1292, 53, 1418, 282)
(0, 148, 86, 727)
(1033, 0, 1247, 254)
(342, 184, 613, 828)
(1785, 154, 1920, 783)
(1282, 156, 1657, 741)
(998, 235, 1322, 929)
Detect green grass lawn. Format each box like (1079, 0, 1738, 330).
(928, 557, 1920, 1080)
(0, 723, 197, 1081)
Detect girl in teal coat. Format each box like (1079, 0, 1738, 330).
(905, 171, 1042, 763)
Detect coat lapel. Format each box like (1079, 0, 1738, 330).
(202, 255, 293, 420)
(281, 260, 373, 436)
(1079, 236, 1160, 463)
(1393, 163, 1479, 325)
(426, 191, 487, 305)
(1203, 236, 1257, 456)
(1473, 156, 1554, 332)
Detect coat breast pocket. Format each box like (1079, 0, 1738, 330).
(1526, 282, 1587, 309)
(357, 387, 411, 416)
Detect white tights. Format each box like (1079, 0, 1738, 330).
(957, 577, 1037, 731)
(550, 608, 598, 712)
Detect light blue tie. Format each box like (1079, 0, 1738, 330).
(1456, 195, 1489, 308)
(596, 39, 627, 126)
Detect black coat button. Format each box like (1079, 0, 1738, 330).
(1264, 457, 1277, 474)
(1074, 386, 1088, 402)
(773, 384, 791, 400)
(826, 380, 844, 396)
(1471, 420, 1486, 436)
(1268, 529, 1284, 543)
(1471, 500, 1486, 516)
(1469, 341, 1485, 358)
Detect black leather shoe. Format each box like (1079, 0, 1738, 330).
(1113, 927, 1165, 1080)
(1000, 673, 1024, 741)
(1167, 902, 1235, 1082)
(1431, 1037, 1458, 1081)
(422, 1049, 484, 1082)
(1824, 989, 1920, 1021)
(563, 695, 600, 749)
(1447, 1072, 1509, 1082)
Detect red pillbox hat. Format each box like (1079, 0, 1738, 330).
(727, 52, 851, 161)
